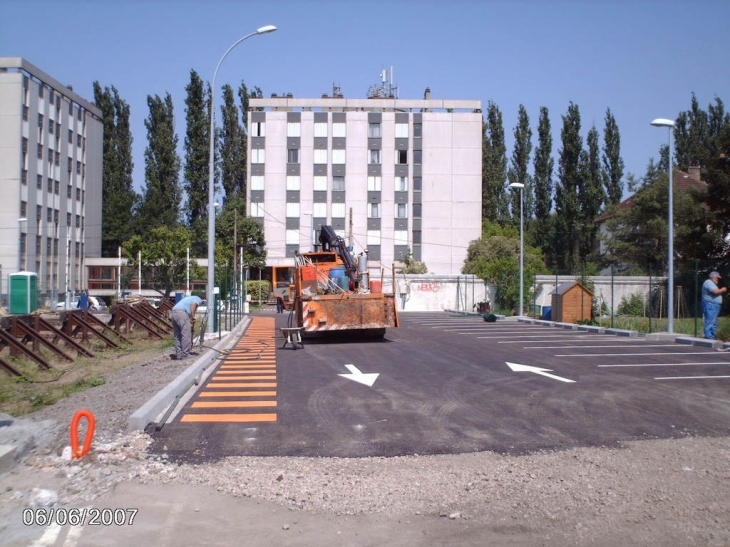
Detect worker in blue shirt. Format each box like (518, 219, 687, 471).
(702, 271, 726, 340)
(172, 295, 202, 359)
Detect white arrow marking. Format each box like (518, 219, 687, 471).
(506, 362, 575, 383)
(339, 364, 379, 387)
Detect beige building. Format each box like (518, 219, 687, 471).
(0, 58, 102, 300)
(247, 90, 482, 275)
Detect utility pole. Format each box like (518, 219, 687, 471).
(233, 209, 237, 300)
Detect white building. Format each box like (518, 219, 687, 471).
(0, 58, 102, 300)
(247, 89, 482, 275)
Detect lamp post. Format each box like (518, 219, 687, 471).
(17, 217, 27, 273)
(207, 24, 277, 333)
(302, 211, 313, 251)
(651, 118, 675, 333)
(509, 182, 524, 316)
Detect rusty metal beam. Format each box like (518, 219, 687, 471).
(81, 310, 130, 344)
(0, 356, 23, 377)
(0, 328, 51, 370)
(34, 315, 94, 358)
(113, 304, 170, 339)
(63, 311, 120, 349)
(10, 316, 75, 362)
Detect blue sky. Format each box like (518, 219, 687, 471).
(3, 0, 728, 200)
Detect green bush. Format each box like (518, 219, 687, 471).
(245, 280, 271, 303)
(715, 318, 730, 342)
(617, 292, 646, 317)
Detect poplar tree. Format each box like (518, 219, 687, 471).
(482, 101, 508, 223)
(578, 126, 605, 264)
(532, 107, 554, 254)
(220, 84, 245, 204)
(507, 105, 533, 222)
(675, 93, 709, 169)
(138, 93, 181, 229)
(93, 82, 137, 256)
(554, 102, 583, 273)
(183, 70, 211, 256)
(602, 108, 624, 207)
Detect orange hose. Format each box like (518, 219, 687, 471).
(70, 410, 96, 459)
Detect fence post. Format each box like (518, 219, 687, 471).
(694, 260, 699, 338)
(649, 264, 653, 333)
(610, 265, 615, 329)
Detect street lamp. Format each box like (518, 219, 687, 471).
(207, 24, 277, 333)
(302, 211, 313, 251)
(17, 217, 27, 273)
(509, 182, 524, 316)
(651, 117, 675, 333)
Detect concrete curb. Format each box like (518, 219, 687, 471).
(128, 316, 252, 432)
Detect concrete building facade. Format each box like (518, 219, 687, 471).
(247, 92, 482, 275)
(0, 58, 102, 301)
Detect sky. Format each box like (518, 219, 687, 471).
(2, 0, 728, 199)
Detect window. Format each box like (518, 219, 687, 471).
(251, 149, 265, 163)
(331, 203, 346, 218)
(67, 185, 72, 198)
(250, 175, 265, 190)
(68, 129, 73, 143)
(21, 170, 28, 184)
(67, 157, 73, 172)
(251, 121, 265, 137)
(414, 123, 422, 138)
(36, 235, 42, 254)
(36, 205, 42, 221)
(75, 214, 81, 228)
(332, 122, 346, 138)
(313, 202, 327, 217)
(394, 231, 408, 246)
(77, 134, 82, 147)
(368, 150, 381, 165)
(22, 137, 28, 155)
(313, 176, 327, 191)
(313, 149, 328, 164)
(20, 201, 27, 217)
(54, 180, 59, 195)
(36, 174, 42, 189)
(368, 123, 381, 138)
(367, 230, 381, 245)
(54, 151, 59, 166)
(331, 149, 345, 164)
(37, 143, 43, 159)
(414, 177, 422, 191)
(285, 230, 299, 245)
(397, 150, 408, 165)
(314, 122, 328, 137)
(38, 113, 43, 129)
(48, 119, 54, 134)
(76, 188, 81, 201)
(69, 101, 73, 115)
(286, 175, 301, 190)
(413, 230, 422, 244)
(413, 203, 422, 218)
(22, 105, 28, 121)
(413, 150, 422, 165)
(287, 122, 301, 137)
(47, 178, 53, 192)
(250, 202, 265, 217)
(47, 207, 53, 222)
(332, 176, 345, 191)
(49, 91, 54, 105)
(396, 176, 408, 192)
(368, 203, 381, 218)
(285, 202, 300, 218)
(66, 213, 71, 226)
(287, 148, 300, 164)
(76, 160, 81, 174)
(395, 123, 409, 139)
(395, 203, 408, 218)
(367, 176, 382, 191)
(47, 148, 52, 163)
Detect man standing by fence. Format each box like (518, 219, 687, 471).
(172, 295, 202, 359)
(702, 271, 727, 340)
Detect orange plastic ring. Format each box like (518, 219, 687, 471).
(70, 409, 96, 459)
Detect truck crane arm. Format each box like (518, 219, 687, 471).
(319, 225, 359, 281)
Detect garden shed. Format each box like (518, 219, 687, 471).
(550, 281, 593, 323)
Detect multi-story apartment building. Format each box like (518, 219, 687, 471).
(247, 89, 482, 275)
(0, 58, 102, 301)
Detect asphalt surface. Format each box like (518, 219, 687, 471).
(150, 310, 730, 462)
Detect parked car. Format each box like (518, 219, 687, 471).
(56, 296, 108, 312)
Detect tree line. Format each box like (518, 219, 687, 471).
(95, 77, 729, 304)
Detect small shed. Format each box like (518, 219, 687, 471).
(550, 281, 593, 323)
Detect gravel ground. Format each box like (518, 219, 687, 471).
(1, 341, 729, 546)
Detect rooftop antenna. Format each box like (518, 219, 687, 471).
(367, 66, 399, 99)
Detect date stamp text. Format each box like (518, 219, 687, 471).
(23, 507, 138, 526)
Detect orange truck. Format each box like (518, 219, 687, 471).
(278, 226, 399, 337)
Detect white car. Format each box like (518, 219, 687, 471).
(56, 296, 108, 312)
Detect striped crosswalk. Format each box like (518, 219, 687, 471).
(179, 317, 278, 423)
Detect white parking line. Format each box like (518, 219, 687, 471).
(556, 352, 718, 357)
(525, 344, 678, 349)
(480, 333, 591, 339)
(655, 375, 730, 380)
(599, 362, 730, 367)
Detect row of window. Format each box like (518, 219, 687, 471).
(250, 201, 419, 220)
(284, 229, 412, 247)
(250, 175, 416, 192)
(250, 148, 422, 166)
(24, 75, 86, 121)
(20, 201, 82, 227)
(252, 121, 423, 140)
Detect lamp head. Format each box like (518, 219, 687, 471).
(651, 118, 675, 128)
(509, 182, 525, 189)
(257, 25, 277, 34)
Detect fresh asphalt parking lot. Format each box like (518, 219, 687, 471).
(150, 311, 730, 462)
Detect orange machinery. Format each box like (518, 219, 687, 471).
(282, 226, 399, 337)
